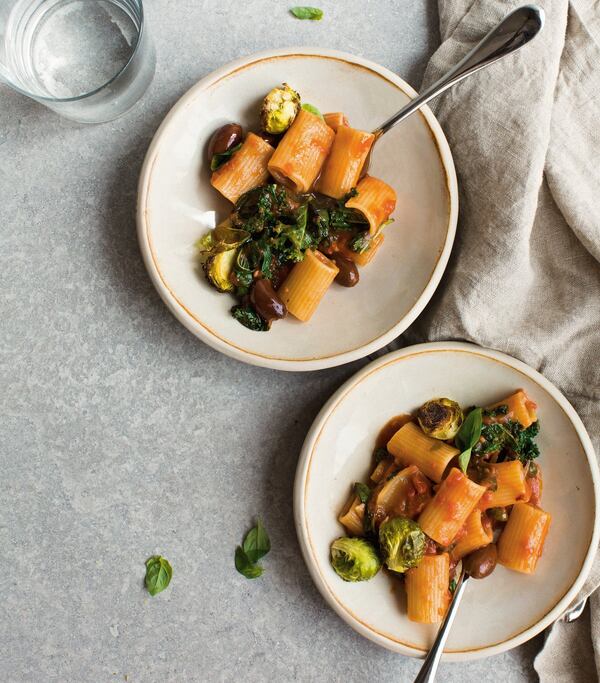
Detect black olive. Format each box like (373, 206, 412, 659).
(207, 123, 243, 161)
(250, 279, 287, 323)
(332, 254, 359, 287)
(463, 544, 498, 579)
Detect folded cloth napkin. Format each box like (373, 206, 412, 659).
(395, 0, 600, 678)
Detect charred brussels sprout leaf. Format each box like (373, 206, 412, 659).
(290, 6, 323, 20)
(231, 305, 268, 331)
(417, 398, 464, 440)
(378, 517, 425, 573)
(145, 555, 173, 596)
(260, 84, 301, 134)
(204, 248, 238, 292)
(330, 537, 381, 582)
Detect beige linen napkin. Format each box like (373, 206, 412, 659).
(397, 0, 600, 678)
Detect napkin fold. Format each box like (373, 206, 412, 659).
(398, 0, 600, 677)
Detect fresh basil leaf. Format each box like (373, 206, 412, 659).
(354, 482, 371, 505)
(242, 519, 271, 564)
(210, 143, 243, 171)
(302, 103, 323, 118)
(235, 546, 263, 579)
(456, 407, 483, 473)
(458, 447, 472, 474)
(145, 555, 173, 596)
(290, 6, 323, 20)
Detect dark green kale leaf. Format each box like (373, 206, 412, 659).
(349, 231, 372, 253)
(354, 482, 371, 505)
(231, 305, 268, 331)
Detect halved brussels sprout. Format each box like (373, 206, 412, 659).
(378, 517, 425, 573)
(204, 248, 237, 292)
(330, 537, 381, 582)
(417, 398, 464, 440)
(260, 83, 301, 134)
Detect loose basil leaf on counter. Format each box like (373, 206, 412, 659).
(242, 519, 271, 564)
(456, 407, 483, 473)
(301, 103, 323, 118)
(290, 6, 323, 21)
(210, 143, 243, 171)
(145, 555, 173, 596)
(235, 546, 264, 579)
(354, 482, 371, 504)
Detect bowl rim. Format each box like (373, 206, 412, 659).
(136, 47, 459, 371)
(293, 341, 600, 660)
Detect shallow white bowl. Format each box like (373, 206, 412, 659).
(294, 342, 599, 659)
(137, 48, 458, 370)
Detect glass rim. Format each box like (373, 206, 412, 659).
(5, 0, 147, 104)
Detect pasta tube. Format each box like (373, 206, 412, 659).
(315, 126, 375, 199)
(278, 249, 338, 321)
(387, 422, 459, 484)
(497, 502, 551, 574)
(487, 390, 537, 428)
(450, 510, 492, 560)
(340, 232, 385, 266)
(338, 494, 365, 536)
(406, 553, 450, 623)
(418, 468, 487, 546)
(481, 460, 527, 509)
(267, 109, 335, 193)
(345, 175, 397, 234)
(323, 112, 349, 131)
(210, 133, 274, 203)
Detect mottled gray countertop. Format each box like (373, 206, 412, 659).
(0, 1, 540, 681)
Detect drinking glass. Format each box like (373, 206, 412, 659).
(0, 0, 155, 123)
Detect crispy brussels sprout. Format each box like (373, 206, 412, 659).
(204, 248, 237, 292)
(417, 398, 464, 440)
(330, 537, 381, 582)
(260, 83, 301, 134)
(378, 517, 425, 573)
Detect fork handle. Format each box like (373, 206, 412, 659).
(413, 574, 469, 683)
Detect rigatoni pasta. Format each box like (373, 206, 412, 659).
(210, 132, 274, 203)
(418, 468, 487, 545)
(497, 503, 551, 573)
(451, 510, 492, 560)
(338, 495, 365, 537)
(268, 109, 335, 192)
(315, 126, 375, 199)
(487, 390, 537, 427)
(345, 175, 397, 234)
(323, 112, 349, 131)
(278, 249, 338, 321)
(386, 421, 459, 483)
(406, 554, 450, 623)
(482, 460, 527, 509)
(200, 84, 401, 331)
(330, 390, 547, 624)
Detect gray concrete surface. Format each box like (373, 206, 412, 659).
(0, 1, 541, 681)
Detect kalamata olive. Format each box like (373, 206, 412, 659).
(463, 544, 498, 579)
(207, 123, 243, 161)
(256, 131, 280, 148)
(250, 279, 287, 323)
(332, 254, 359, 287)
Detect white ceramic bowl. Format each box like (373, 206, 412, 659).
(294, 342, 599, 660)
(137, 48, 458, 370)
